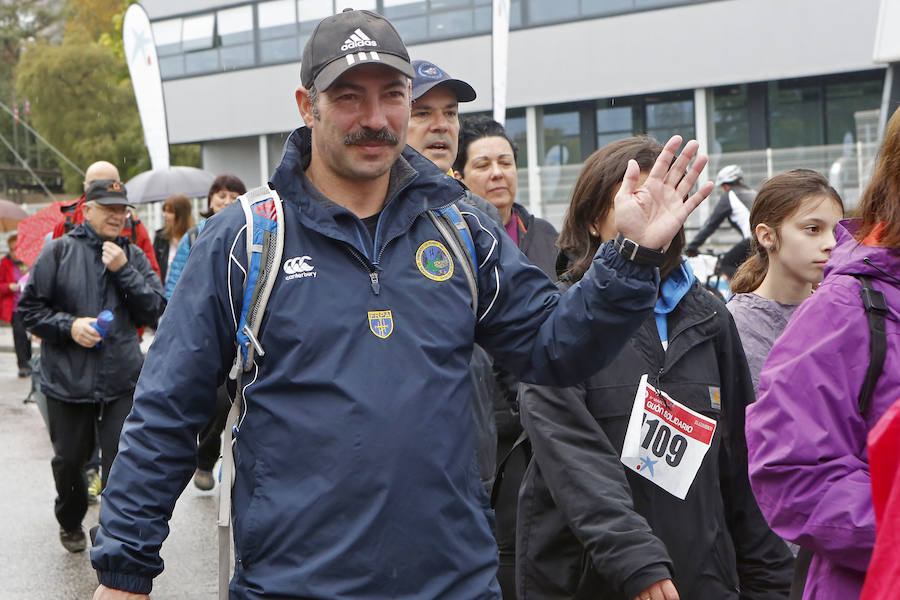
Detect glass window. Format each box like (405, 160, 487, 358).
(825, 76, 883, 145)
(383, 0, 427, 19)
(505, 111, 528, 168)
(429, 8, 473, 38)
(474, 5, 491, 31)
(221, 44, 255, 70)
(298, 0, 334, 23)
(158, 55, 184, 78)
(542, 109, 580, 166)
(217, 6, 253, 46)
(645, 95, 694, 143)
(581, 0, 633, 17)
(713, 85, 750, 153)
(184, 48, 219, 74)
(527, 0, 579, 24)
(261, 37, 300, 63)
(259, 0, 297, 39)
(336, 0, 375, 10)
(596, 101, 634, 148)
(152, 18, 182, 56)
(181, 14, 214, 52)
(768, 80, 824, 148)
(391, 17, 428, 44)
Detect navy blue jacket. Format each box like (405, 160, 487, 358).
(91, 128, 659, 598)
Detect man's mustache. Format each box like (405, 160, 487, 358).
(344, 127, 400, 146)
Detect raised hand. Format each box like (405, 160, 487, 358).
(613, 135, 713, 250)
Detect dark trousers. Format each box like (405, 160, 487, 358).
(10, 311, 31, 370)
(197, 385, 232, 472)
(45, 396, 133, 531)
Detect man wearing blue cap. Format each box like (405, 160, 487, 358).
(407, 59, 501, 223)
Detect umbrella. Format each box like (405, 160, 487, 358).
(125, 166, 216, 204)
(0, 199, 29, 232)
(16, 201, 68, 265)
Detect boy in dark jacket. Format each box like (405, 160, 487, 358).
(18, 179, 165, 553)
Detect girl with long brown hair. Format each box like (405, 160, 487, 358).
(747, 107, 900, 600)
(517, 137, 793, 600)
(726, 169, 843, 393)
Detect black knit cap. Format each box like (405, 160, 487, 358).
(301, 9, 414, 91)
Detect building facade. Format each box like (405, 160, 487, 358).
(140, 0, 889, 230)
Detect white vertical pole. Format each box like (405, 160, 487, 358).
(693, 88, 710, 223)
(258, 134, 269, 185)
(525, 105, 542, 218)
(766, 147, 773, 179)
(492, 0, 510, 126)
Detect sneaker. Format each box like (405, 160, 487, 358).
(59, 527, 86, 553)
(18, 367, 32, 378)
(86, 469, 102, 504)
(194, 469, 215, 491)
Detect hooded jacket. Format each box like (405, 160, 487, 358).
(17, 223, 165, 403)
(747, 220, 900, 600)
(90, 127, 659, 598)
(518, 276, 793, 600)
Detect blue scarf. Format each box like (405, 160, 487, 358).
(655, 261, 696, 346)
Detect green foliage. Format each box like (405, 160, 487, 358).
(13, 0, 203, 193)
(16, 40, 149, 191)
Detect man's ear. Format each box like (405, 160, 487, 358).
(296, 86, 315, 127)
(453, 170, 463, 181)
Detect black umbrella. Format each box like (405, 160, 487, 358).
(125, 166, 216, 204)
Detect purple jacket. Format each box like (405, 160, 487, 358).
(747, 220, 900, 600)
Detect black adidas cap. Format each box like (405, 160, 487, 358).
(301, 9, 414, 92)
(85, 179, 133, 207)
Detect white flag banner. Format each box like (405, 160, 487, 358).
(492, 0, 510, 126)
(123, 3, 170, 170)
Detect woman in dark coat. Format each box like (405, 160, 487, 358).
(455, 116, 559, 599)
(516, 136, 793, 600)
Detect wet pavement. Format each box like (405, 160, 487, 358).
(0, 339, 219, 599)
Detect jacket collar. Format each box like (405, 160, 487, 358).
(270, 127, 468, 259)
(826, 219, 900, 283)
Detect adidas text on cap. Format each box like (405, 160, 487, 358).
(301, 9, 414, 92)
(411, 60, 476, 103)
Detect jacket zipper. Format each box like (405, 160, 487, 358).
(651, 310, 717, 406)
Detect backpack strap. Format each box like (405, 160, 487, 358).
(854, 274, 888, 414)
(427, 202, 478, 312)
(490, 430, 531, 509)
(218, 184, 284, 600)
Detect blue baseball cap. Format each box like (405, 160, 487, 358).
(411, 59, 476, 102)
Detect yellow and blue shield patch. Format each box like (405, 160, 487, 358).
(368, 310, 394, 339)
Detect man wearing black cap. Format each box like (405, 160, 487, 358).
(18, 179, 164, 555)
(90, 8, 710, 600)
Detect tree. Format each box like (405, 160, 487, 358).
(16, 39, 149, 190)
(15, 0, 201, 193)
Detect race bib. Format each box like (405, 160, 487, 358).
(621, 374, 717, 500)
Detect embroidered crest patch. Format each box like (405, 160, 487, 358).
(368, 310, 394, 339)
(415, 240, 453, 281)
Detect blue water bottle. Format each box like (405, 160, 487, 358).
(90, 310, 114, 348)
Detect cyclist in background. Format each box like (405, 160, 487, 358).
(686, 164, 757, 277)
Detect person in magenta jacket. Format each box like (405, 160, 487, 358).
(746, 108, 900, 600)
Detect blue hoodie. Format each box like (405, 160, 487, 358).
(91, 127, 659, 599)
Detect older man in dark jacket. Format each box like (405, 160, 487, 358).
(19, 179, 165, 553)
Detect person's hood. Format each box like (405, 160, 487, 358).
(825, 219, 900, 284)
